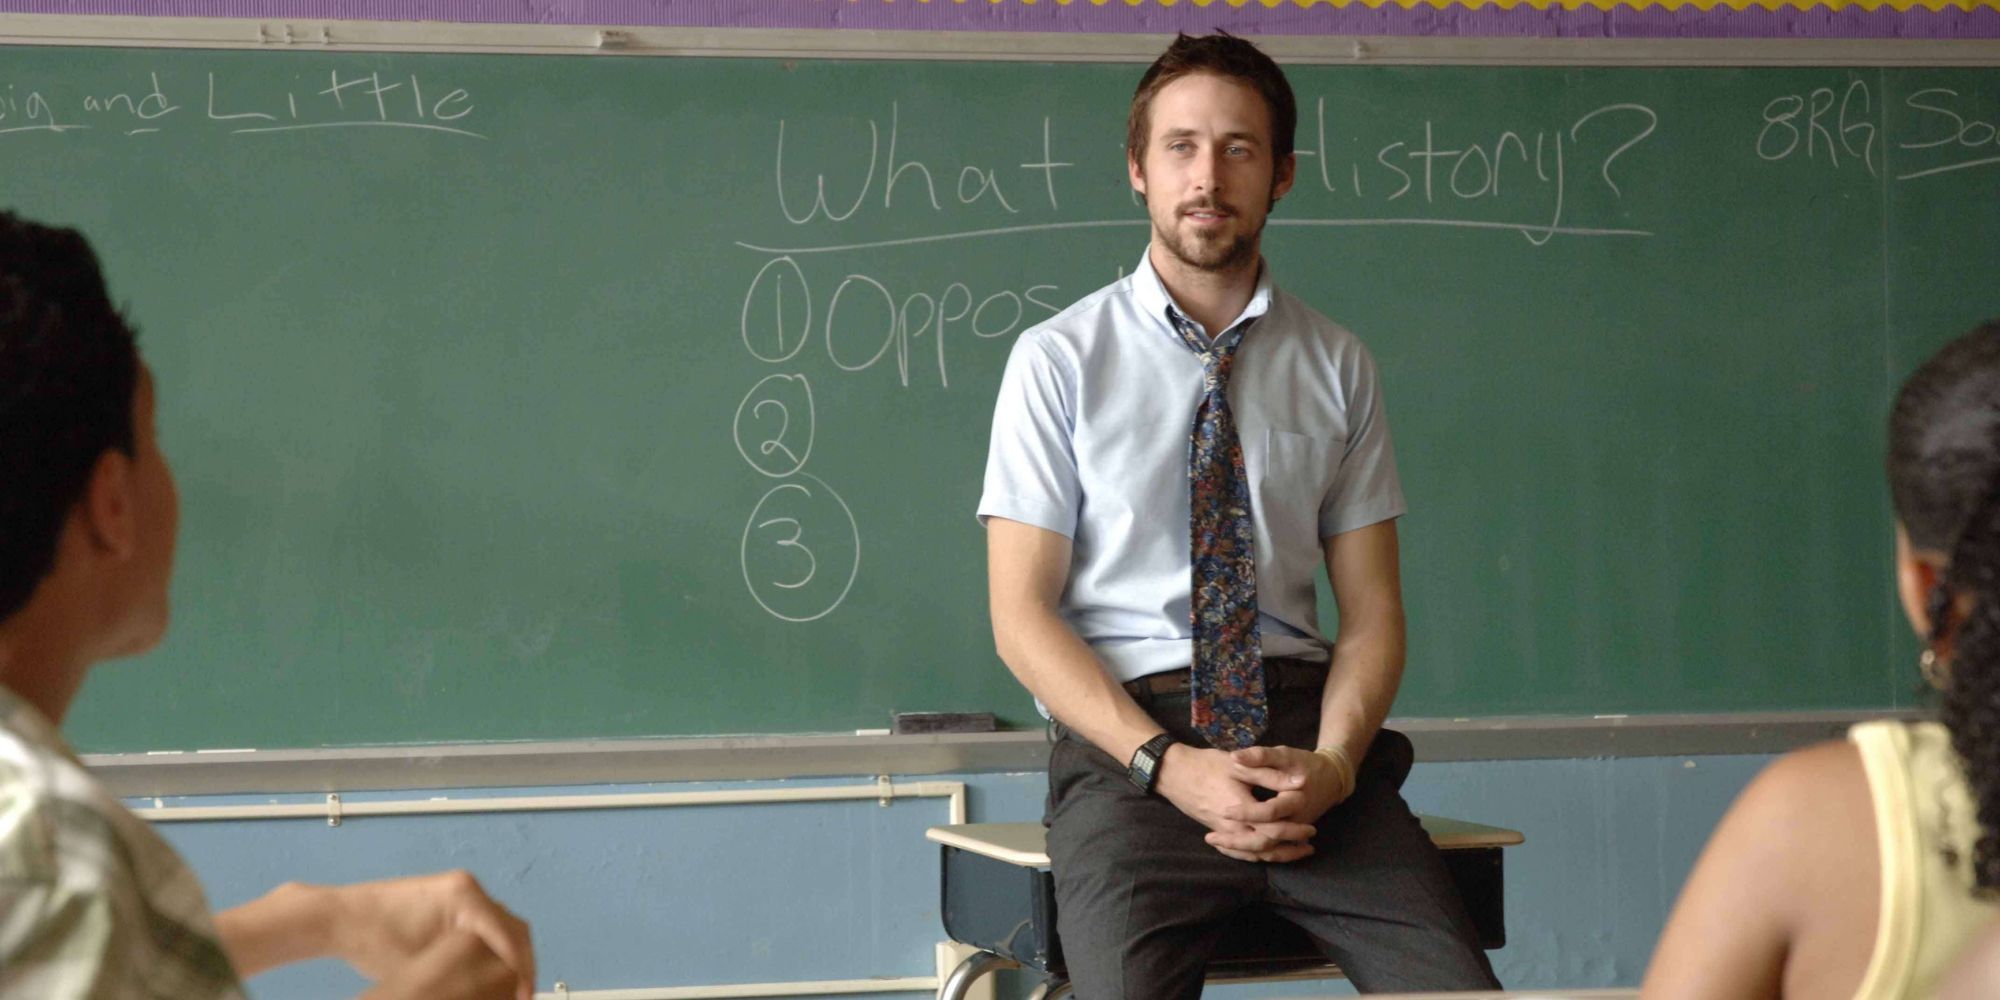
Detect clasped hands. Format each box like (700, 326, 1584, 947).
(1156, 743, 1356, 863)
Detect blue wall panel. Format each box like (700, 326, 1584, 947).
(144, 754, 1773, 997)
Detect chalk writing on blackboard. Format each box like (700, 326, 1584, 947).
(0, 69, 485, 139)
(1896, 87, 2000, 181)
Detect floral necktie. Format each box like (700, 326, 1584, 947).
(1167, 307, 1265, 751)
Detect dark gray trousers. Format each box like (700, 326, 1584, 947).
(1044, 683, 1500, 998)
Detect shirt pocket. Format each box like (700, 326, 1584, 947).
(1248, 428, 1341, 544)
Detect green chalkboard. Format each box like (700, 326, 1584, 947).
(6, 46, 1994, 751)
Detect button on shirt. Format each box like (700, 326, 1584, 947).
(0, 687, 245, 999)
(978, 252, 1406, 684)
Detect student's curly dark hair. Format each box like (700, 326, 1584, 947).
(1889, 321, 2000, 890)
(0, 212, 139, 622)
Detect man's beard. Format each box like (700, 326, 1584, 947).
(1153, 196, 1264, 273)
(1158, 222, 1258, 273)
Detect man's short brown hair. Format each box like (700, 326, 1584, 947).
(1126, 32, 1299, 170)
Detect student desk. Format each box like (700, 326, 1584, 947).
(928, 817, 1524, 1000)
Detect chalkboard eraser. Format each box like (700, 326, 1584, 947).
(892, 712, 997, 735)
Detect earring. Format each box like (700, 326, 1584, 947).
(1921, 648, 1950, 690)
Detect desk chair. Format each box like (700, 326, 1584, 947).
(928, 817, 1523, 1000)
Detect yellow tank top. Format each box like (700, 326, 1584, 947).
(1852, 720, 1999, 999)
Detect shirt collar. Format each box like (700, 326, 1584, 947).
(0, 684, 82, 767)
(1130, 248, 1276, 342)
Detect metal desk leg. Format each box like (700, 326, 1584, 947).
(939, 949, 1015, 1000)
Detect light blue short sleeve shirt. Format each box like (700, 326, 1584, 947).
(978, 251, 1406, 683)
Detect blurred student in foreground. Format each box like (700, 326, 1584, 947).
(0, 212, 534, 1000)
(1643, 322, 2000, 998)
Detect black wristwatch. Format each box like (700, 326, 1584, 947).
(1127, 733, 1176, 795)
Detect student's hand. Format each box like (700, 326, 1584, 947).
(357, 929, 520, 1000)
(326, 871, 535, 1000)
(1220, 745, 1352, 828)
(1155, 744, 1318, 863)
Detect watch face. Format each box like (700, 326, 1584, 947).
(1129, 736, 1169, 792)
(1129, 744, 1160, 790)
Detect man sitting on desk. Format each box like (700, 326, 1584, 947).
(979, 34, 1498, 997)
(0, 213, 533, 1000)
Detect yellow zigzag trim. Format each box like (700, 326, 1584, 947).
(912, 0, 2000, 10)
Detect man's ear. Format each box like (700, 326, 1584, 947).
(1128, 152, 1147, 197)
(1273, 152, 1297, 203)
(79, 449, 138, 559)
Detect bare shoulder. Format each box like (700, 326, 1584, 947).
(1710, 741, 1874, 908)
(1740, 741, 1881, 958)
(1739, 740, 1865, 817)
(1644, 740, 1878, 999)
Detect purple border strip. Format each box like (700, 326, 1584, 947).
(7, 0, 2000, 39)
